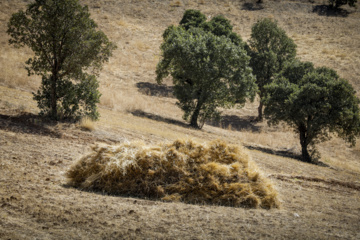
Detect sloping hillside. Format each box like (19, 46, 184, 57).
(1, 0, 360, 239)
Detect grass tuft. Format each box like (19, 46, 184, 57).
(79, 117, 95, 131)
(66, 139, 280, 209)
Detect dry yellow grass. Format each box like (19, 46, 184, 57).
(79, 117, 96, 131)
(1, 85, 360, 239)
(170, 0, 182, 8)
(67, 139, 279, 209)
(1, 1, 360, 238)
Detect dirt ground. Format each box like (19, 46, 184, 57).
(1, 0, 360, 239)
(1, 86, 359, 240)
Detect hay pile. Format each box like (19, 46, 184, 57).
(66, 139, 280, 209)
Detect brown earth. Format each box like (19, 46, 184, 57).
(1, 0, 360, 239)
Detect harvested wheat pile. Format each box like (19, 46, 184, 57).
(66, 139, 280, 209)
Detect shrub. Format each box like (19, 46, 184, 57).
(79, 117, 95, 131)
(329, 0, 357, 9)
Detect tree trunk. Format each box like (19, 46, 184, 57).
(257, 100, 263, 121)
(190, 100, 202, 129)
(50, 74, 58, 120)
(299, 124, 311, 163)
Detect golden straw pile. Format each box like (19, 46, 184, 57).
(66, 139, 280, 209)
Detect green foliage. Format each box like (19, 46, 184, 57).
(33, 74, 101, 120)
(7, 0, 116, 120)
(329, 0, 357, 8)
(264, 60, 360, 162)
(156, 25, 256, 129)
(248, 18, 297, 120)
(179, 9, 206, 30)
(179, 10, 243, 46)
(202, 15, 243, 46)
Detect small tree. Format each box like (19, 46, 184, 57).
(156, 26, 256, 129)
(248, 18, 297, 121)
(264, 60, 360, 163)
(329, 0, 357, 9)
(179, 9, 207, 30)
(7, 0, 116, 120)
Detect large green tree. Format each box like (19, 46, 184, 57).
(248, 18, 297, 121)
(156, 24, 256, 129)
(264, 60, 360, 163)
(7, 0, 116, 120)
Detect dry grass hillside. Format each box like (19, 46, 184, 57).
(1, 0, 360, 239)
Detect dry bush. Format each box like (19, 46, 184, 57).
(117, 19, 129, 27)
(67, 139, 280, 209)
(79, 117, 96, 131)
(133, 40, 150, 52)
(170, 1, 182, 7)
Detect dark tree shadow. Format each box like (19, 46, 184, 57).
(130, 110, 193, 129)
(136, 82, 174, 98)
(313, 5, 350, 17)
(207, 115, 261, 132)
(0, 112, 62, 138)
(244, 144, 329, 167)
(242, 2, 264, 11)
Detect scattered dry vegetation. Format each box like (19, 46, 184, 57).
(78, 117, 96, 131)
(1, 0, 360, 239)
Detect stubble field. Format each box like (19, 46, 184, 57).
(1, 0, 360, 239)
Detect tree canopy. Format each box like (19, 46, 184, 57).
(248, 18, 297, 120)
(264, 60, 360, 162)
(156, 11, 256, 129)
(176, 9, 243, 45)
(7, 0, 116, 120)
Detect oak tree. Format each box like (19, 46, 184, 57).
(7, 0, 116, 120)
(248, 18, 297, 120)
(156, 13, 256, 129)
(264, 60, 360, 162)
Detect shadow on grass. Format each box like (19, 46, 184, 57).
(244, 144, 330, 167)
(130, 109, 193, 129)
(0, 112, 62, 138)
(136, 82, 174, 98)
(242, 2, 264, 11)
(207, 115, 261, 133)
(130, 110, 329, 167)
(312, 5, 350, 17)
